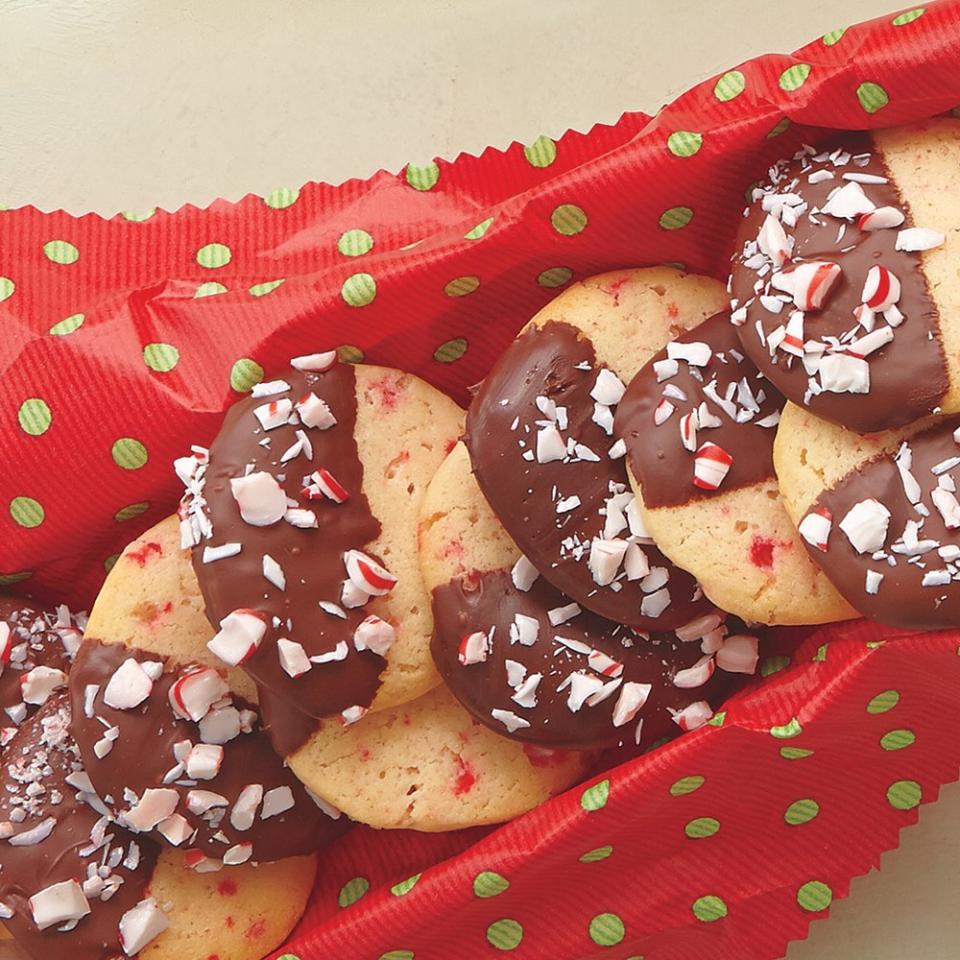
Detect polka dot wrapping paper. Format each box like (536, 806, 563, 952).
(2, 4, 960, 959)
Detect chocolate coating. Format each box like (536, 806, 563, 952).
(431, 568, 744, 749)
(465, 321, 708, 628)
(255, 684, 322, 758)
(616, 312, 783, 508)
(730, 133, 946, 433)
(69, 639, 348, 863)
(0, 694, 159, 960)
(190, 363, 387, 718)
(802, 417, 960, 629)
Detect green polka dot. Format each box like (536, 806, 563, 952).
(551, 203, 588, 236)
(104, 553, 120, 574)
(771, 718, 802, 739)
(589, 913, 625, 947)
(338, 229, 374, 257)
(114, 502, 150, 523)
(390, 874, 420, 896)
(443, 276, 480, 297)
(379, 952, 414, 960)
(473, 871, 509, 898)
(10, 497, 44, 528)
(767, 118, 791, 138)
(881, 729, 915, 751)
(143, 343, 180, 373)
(434, 338, 467, 363)
(537, 266, 573, 288)
(49, 313, 85, 335)
(196, 243, 232, 269)
(276, 955, 301, 960)
(486, 919, 522, 951)
(337, 876, 369, 908)
(797, 881, 833, 912)
(264, 186, 300, 209)
(43, 240, 79, 264)
(464, 217, 494, 240)
(813, 644, 829, 662)
(779, 64, 811, 91)
(659, 206, 693, 230)
(667, 131, 703, 158)
(581, 778, 609, 811)
(785, 799, 820, 825)
(341, 272, 376, 307)
(761, 656, 791, 677)
(405, 162, 440, 191)
(18, 398, 52, 436)
(230, 358, 264, 392)
(194, 281, 228, 298)
(670, 775, 705, 796)
(337, 344, 365, 364)
(893, 8, 925, 25)
(524, 135, 557, 168)
(121, 208, 156, 222)
(580, 844, 613, 863)
(780, 746, 814, 760)
(111, 438, 148, 471)
(866, 640, 886, 649)
(692, 895, 727, 922)
(685, 817, 720, 839)
(857, 82, 889, 114)
(714, 70, 746, 102)
(0, 277, 14, 301)
(0, 572, 32, 586)
(867, 690, 899, 714)
(707, 711, 726, 727)
(887, 780, 922, 811)
(248, 279, 285, 297)
(822, 27, 846, 45)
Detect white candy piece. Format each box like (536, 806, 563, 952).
(798, 508, 833, 551)
(290, 350, 338, 371)
(818, 353, 870, 394)
(352, 615, 396, 656)
(230, 472, 287, 526)
(670, 700, 714, 732)
(653, 358, 679, 382)
(284, 507, 318, 528)
(509, 614, 539, 647)
(198, 705, 242, 745)
(623, 543, 650, 581)
(848, 326, 894, 358)
(458, 631, 490, 666)
(536, 424, 566, 463)
(119, 898, 170, 956)
(295, 392, 337, 429)
(253, 398, 293, 431)
(564, 672, 606, 712)
(262, 554, 286, 591)
(672, 655, 716, 689)
(590, 368, 627, 406)
(511, 672, 542, 709)
(340, 579, 370, 609)
(592, 402, 615, 435)
(186, 743, 225, 780)
(821, 180, 876, 219)
(230, 784, 264, 831)
(757, 214, 792, 267)
(491, 708, 531, 733)
(511, 555, 539, 592)
(187, 790, 229, 815)
(223, 843, 254, 866)
(611, 682, 652, 727)
(103, 658, 154, 710)
(19, 666, 68, 705)
(895, 227, 945, 252)
(29, 879, 90, 931)
(587, 538, 628, 586)
(640, 587, 671, 619)
(157, 814, 194, 847)
(207, 610, 267, 666)
(123, 788, 180, 832)
(865, 570, 884, 595)
(548, 603, 581, 626)
(667, 340, 712, 367)
(932, 487, 960, 529)
(0, 623, 12, 663)
(251, 379, 291, 398)
(716, 634, 759, 675)
(858, 206, 905, 231)
(839, 499, 891, 554)
(277, 638, 312, 678)
(168, 668, 229, 722)
(261, 785, 295, 820)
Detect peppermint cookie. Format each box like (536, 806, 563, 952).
(420, 443, 758, 749)
(730, 118, 959, 433)
(180, 355, 463, 734)
(615, 313, 856, 624)
(465, 268, 728, 628)
(279, 681, 592, 831)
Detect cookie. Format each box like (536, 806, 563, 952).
(464, 267, 728, 628)
(280, 681, 593, 831)
(68, 637, 348, 868)
(615, 312, 856, 624)
(774, 400, 960, 628)
(421, 443, 757, 749)
(729, 118, 959, 433)
(179, 357, 463, 737)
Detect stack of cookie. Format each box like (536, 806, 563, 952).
(1, 116, 956, 960)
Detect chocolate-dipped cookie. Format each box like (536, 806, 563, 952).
(465, 268, 728, 628)
(615, 313, 856, 624)
(729, 118, 959, 433)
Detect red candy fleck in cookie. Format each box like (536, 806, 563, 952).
(127, 541, 163, 567)
(453, 755, 477, 796)
(749, 535, 775, 570)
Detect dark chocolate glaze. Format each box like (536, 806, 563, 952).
(0, 694, 159, 960)
(616, 312, 783, 508)
(255, 684, 322, 758)
(803, 416, 960, 629)
(190, 363, 388, 718)
(730, 133, 946, 433)
(68, 639, 348, 863)
(431, 569, 744, 749)
(465, 321, 709, 628)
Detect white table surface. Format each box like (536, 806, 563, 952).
(1, 1, 958, 957)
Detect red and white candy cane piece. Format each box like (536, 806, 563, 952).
(0, 623, 12, 663)
(291, 350, 338, 372)
(230, 472, 287, 526)
(458, 631, 489, 666)
(123, 788, 180, 832)
(798, 507, 832, 551)
(353, 615, 396, 656)
(780, 310, 804, 358)
(715, 634, 759, 675)
(295, 392, 337, 430)
(672, 655, 716, 689)
(343, 550, 397, 596)
(168, 667, 229, 722)
(207, 610, 267, 667)
(306, 468, 349, 503)
(586, 649, 624, 678)
(654, 398, 675, 426)
(670, 700, 714, 732)
(679, 412, 697, 452)
(857, 206, 905, 231)
(252, 398, 293, 431)
(861, 265, 901, 311)
(611, 681, 652, 727)
(693, 442, 733, 491)
(789, 261, 842, 311)
(757, 214, 792, 267)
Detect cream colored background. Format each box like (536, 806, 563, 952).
(1, 0, 958, 957)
